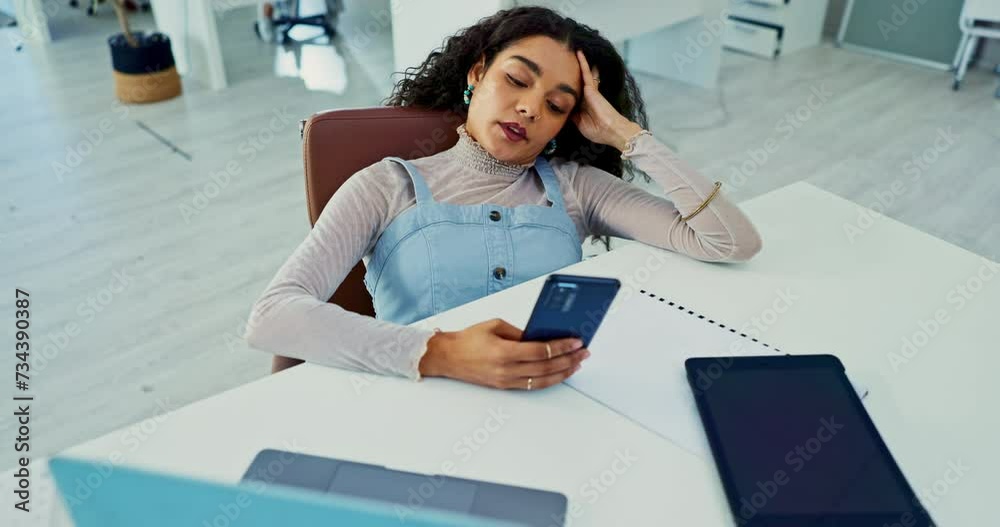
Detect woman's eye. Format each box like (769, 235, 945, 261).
(506, 74, 526, 87)
(506, 74, 564, 114)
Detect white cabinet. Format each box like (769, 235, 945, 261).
(724, 18, 782, 59)
(723, 0, 828, 59)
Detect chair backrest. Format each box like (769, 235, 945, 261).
(271, 106, 462, 373)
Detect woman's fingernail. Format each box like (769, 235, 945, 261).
(572, 339, 584, 349)
(583, 350, 591, 359)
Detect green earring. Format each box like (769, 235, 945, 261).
(463, 83, 475, 105)
(544, 138, 557, 155)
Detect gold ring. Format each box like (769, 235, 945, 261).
(546, 343, 552, 360)
(527, 377, 534, 391)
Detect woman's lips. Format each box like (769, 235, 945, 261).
(499, 122, 526, 142)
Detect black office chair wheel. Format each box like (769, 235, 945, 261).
(952, 79, 961, 91)
(69, 0, 78, 7)
(86, 5, 95, 15)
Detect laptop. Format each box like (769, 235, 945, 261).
(48, 456, 517, 526)
(242, 449, 569, 527)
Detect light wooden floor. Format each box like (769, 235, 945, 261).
(1, 2, 998, 470)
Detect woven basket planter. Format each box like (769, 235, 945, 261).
(108, 31, 181, 104)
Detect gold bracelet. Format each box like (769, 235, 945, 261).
(680, 182, 723, 222)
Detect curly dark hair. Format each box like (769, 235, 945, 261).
(382, 6, 651, 251)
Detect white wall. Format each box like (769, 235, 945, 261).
(390, 0, 508, 75)
(522, 0, 702, 44)
(389, 0, 719, 89)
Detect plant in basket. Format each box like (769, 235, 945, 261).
(108, 0, 181, 103)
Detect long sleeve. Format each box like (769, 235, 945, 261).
(243, 162, 436, 380)
(569, 133, 762, 262)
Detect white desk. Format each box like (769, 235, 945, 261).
(8, 182, 997, 526)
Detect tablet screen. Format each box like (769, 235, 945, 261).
(691, 361, 932, 526)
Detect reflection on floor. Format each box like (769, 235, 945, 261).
(216, 0, 392, 94)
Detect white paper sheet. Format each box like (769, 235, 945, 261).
(566, 290, 868, 460)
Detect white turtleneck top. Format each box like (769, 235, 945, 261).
(244, 123, 762, 380)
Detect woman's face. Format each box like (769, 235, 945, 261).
(465, 35, 583, 165)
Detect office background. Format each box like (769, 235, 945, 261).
(2, 0, 998, 471)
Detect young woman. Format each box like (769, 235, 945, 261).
(245, 7, 762, 391)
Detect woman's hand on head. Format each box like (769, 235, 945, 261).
(571, 50, 644, 153)
(419, 318, 590, 390)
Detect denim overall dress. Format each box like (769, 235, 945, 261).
(363, 155, 583, 325)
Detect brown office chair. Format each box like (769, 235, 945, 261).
(270, 106, 464, 374)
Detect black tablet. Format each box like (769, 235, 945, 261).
(685, 355, 935, 527)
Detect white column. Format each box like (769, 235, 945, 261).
(149, 0, 228, 90)
(12, 0, 52, 44)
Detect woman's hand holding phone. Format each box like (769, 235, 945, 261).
(419, 318, 589, 390)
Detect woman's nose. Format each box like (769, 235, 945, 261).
(518, 100, 541, 121)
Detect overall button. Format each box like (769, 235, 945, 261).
(493, 266, 507, 280)
(489, 210, 501, 221)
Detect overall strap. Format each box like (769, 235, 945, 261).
(533, 156, 566, 209)
(383, 156, 433, 204)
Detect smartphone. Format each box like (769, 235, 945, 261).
(521, 273, 621, 347)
